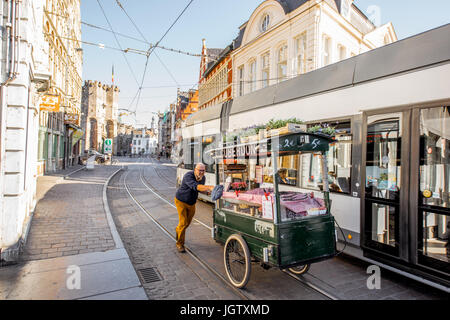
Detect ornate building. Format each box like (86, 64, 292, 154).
(198, 39, 233, 110)
(232, 0, 396, 97)
(0, 0, 82, 262)
(38, 0, 83, 174)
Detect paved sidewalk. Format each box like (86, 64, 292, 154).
(0, 165, 147, 300)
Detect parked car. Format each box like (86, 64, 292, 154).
(80, 150, 106, 164)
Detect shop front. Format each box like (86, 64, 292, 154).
(64, 112, 83, 168)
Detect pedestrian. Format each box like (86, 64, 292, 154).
(174, 163, 214, 252)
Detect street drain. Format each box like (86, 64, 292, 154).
(138, 267, 162, 283)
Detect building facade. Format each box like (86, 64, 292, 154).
(198, 40, 233, 110)
(116, 123, 134, 156)
(0, 0, 82, 261)
(131, 128, 157, 156)
(38, 0, 83, 174)
(80, 81, 119, 154)
(157, 109, 173, 158)
(232, 0, 396, 97)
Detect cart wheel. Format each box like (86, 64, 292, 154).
(224, 234, 251, 288)
(288, 264, 310, 275)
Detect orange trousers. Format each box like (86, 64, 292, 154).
(174, 197, 196, 248)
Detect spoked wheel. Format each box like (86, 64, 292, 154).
(288, 264, 310, 275)
(224, 234, 251, 288)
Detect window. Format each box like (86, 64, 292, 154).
(322, 35, 332, 66)
(294, 34, 307, 75)
(249, 60, 256, 92)
(238, 65, 244, 96)
(341, 0, 350, 18)
(299, 121, 353, 194)
(420, 107, 450, 209)
(261, 14, 270, 32)
(261, 52, 270, 88)
(277, 44, 288, 82)
(338, 45, 347, 61)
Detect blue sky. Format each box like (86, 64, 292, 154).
(80, 0, 450, 126)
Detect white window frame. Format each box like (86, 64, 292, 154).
(249, 59, 257, 92)
(261, 14, 270, 33)
(341, 0, 350, 19)
(238, 65, 244, 96)
(277, 44, 288, 83)
(322, 35, 332, 67)
(338, 44, 347, 61)
(294, 33, 307, 75)
(261, 51, 270, 88)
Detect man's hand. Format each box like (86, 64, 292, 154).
(197, 185, 215, 194)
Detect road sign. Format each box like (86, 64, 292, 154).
(104, 138, 113, 154)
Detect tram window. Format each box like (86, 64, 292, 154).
(422, 212, 449, 264)
(202, 135, 218, 174)
(193, 137, 202, 168)
(183, 138, 195, 170)
(368, 202, 397, 247)
(419, 107, 450, 209)
(299, 122, 352, 194)
(365, 119, 401, 201)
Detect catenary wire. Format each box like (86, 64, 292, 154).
(96, 0, 141, 87)
(133, 0, 195, 114)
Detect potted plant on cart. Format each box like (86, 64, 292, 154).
(265, 118, 306, 137)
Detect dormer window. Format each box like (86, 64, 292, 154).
(341, 0, 350, 19)
(261, 14, 270, 32)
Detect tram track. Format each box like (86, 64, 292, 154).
(120, 165, 252, 300)
(128, 157, 339, 300)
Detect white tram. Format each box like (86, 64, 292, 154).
(176, 24, 450, 290)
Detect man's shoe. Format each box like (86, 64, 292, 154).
(177, 245, 186, 253)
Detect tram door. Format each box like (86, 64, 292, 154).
(364, 113, 403, 258)
(363, 108, 450, 281)
(416, 106, 450, 275)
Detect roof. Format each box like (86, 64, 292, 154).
(203, 44, 233, 78)
(206, 48, 223, 58)
(232, 0, 372, 49)
(277, 0, 309, 13)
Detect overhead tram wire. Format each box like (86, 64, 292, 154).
(154, 51, 180, 88)
(114, 0, 148, 44)
(131, 0, 195, 114)
(96, 0, 141, 87)
(81, 21, 149, 45)
(81, 21, 221, 61)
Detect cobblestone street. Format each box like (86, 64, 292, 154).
(22, 167, 119, 261)
(105, 158, 448, 301)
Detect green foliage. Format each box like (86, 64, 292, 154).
(322, 127, 336, 136)
(307, 125, 321, 134)
(265, 118, 304, 130)
(307, 124, 336, 136)
(240, 128, 257, 138)
(224, 132, 238, 142)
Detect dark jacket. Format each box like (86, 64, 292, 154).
(175, 171, 206, 205)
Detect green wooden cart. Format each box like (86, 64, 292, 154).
(210, 131, 337, 288)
